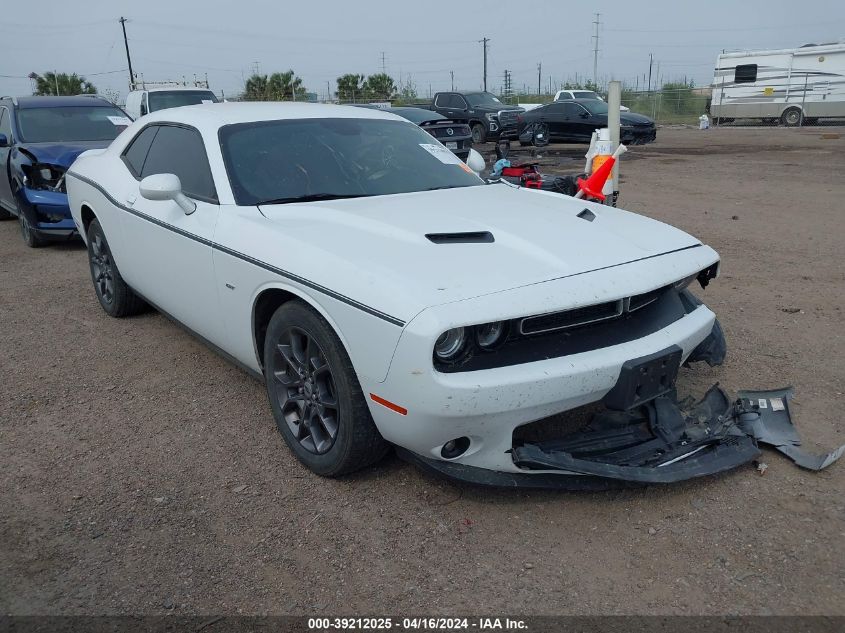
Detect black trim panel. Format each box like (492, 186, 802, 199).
(66, 171, 406, 327)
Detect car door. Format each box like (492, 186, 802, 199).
(541, 103, 569, 139)
(437, 93, 468, 120)
(116, 123, 226, 345)
(570, 103, 598, 140)
(0, 106, 14, 211)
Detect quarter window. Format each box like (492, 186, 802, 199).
(140, 125, 217, 202)
(735, 64, 758, 84)
(122, 125, 159, 177)
(0, 107, 11, 139)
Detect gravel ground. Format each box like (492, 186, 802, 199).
(1, 127, 843, 616)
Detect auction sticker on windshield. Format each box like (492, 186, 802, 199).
(419, 143, 462, 165)
(107, 116, 133, 126)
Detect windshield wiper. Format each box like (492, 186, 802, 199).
(256, 193, 372, 205)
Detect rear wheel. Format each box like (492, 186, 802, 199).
(263, 301, 389, 477)
(86, 219, 146, 317)
(19, 212, 45, 248)
(781, 107, 802, 127)
(471, 123, 487, 144)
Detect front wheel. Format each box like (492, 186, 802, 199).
(263, 301, 389, 477)
(781, 107, 802, 127)
(471, 123, 487, 144)
(19, 212, 45, 248)
(86, 219, 146, 317)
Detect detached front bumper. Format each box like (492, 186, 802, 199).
(17, 187, 78, 239)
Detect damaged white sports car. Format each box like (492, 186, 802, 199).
(67, 102, 812, 488)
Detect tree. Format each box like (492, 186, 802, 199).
(336, 73, 365, 102)
(243, 74, 269, 100)
(32, 72, 96, 96)
(267, 70, 306, 101)
(394, 75, 418, 104)
(363, 73, 396, 101)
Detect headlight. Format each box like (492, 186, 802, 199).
(485, 113, 497, 122)
(22, 163, 66, 192)
(475, 321, 506, 349)
(434, 327, 467, 361)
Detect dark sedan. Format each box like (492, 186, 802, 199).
(518, 99, 656, 145)
(356, 106, 473, 161)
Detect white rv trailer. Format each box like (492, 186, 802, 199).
(710, 43, 845, 125)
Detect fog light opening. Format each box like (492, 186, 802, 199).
(441, 436, 471, 459)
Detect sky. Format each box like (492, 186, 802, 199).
(2, 0, 843, 102)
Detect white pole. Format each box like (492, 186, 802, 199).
(607, 80, 622, 205)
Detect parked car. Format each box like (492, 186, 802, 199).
(124, 86, 219, 120)
(67, 102, 728, 486)
(554, 89, 630, 112)
(0, 95, 131, 246)
(415, 91, 522, 143)
(357, 105, 473, 160)
(518, 99, 657, 145)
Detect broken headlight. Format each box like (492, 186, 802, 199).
(22, 163, 67, 193)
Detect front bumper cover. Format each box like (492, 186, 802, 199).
(401, 383, 843, 489)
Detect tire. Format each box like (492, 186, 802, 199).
(781, 107, 802, 127)
(263, 301, 389, 477)
(471, 123, 487, 144)
(86, 218, 146, 317)
(0, 207, 12, 220)
(19, 211, 45, 248)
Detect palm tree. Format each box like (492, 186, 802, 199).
(243, 74, 269, 101)
(32, 72, 96, 96)
(267, 71, 306, 101)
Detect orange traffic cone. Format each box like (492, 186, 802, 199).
(575, 144, 627, 201)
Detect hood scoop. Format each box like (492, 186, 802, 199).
(425, 231, 494, 244)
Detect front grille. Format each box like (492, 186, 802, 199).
(497, 110, 520, 127)
(520, 300, 623, 335)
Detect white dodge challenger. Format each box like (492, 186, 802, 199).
(67, 103, 735, 487)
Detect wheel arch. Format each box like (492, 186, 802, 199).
(80, 203, 97, 235)
(251, 284, 356, 374)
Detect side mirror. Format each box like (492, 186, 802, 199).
(139, 173, 196, 214)
(0, 133, 8, 148)
(580, 112, 590, 118)
(466, 148, 486, 175)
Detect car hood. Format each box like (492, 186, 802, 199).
(620, 112, 654, 125)
(17, 140, 113, 168)
(258, 184, 700, 314)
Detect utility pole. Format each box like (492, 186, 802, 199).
(647, 53, 653, 93)
(118, 17, 134, 89)
(480, 37, 489, 92)
(326, 80, 331, 102)
(537, 62, 542, 95)
(592, 13, 600, 88)
(380, 51, 386, 74)
(450, 70, 454, 91)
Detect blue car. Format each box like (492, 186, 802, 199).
(0, 96, 130, 247)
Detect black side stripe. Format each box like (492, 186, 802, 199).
(66, 171, 406, 327)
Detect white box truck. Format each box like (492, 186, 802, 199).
(710, 42, 845, 126)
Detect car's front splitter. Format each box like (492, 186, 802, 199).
(398, 384, 844, 489)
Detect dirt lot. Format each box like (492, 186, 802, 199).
(1, 127, 843, 616)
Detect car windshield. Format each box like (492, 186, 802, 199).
(148, 91, 218, 112)
(465, 92, 503, 107)
(573, 91, 602, 100)
(219, 118, 482, 205)
(15, 105, 130, 143)
(580, 101, 609, 115)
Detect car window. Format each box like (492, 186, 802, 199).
(147, 91, 218, 113)
(735, 64, 757, 84)
(561, 103, 585, 117)
(141, 125, 217, 201)
(14, 105, 129, 143)
(219, 118, 482, 206)
(573, 91, 600, 100)
(121, 125, 159, 177)
(0, 107, 11, 139)
(556, 92, 572, 100)
(434, 94, 451, 108)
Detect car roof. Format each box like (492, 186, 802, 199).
(13, 95, 115, 109)
(140, 102, 404, 128)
